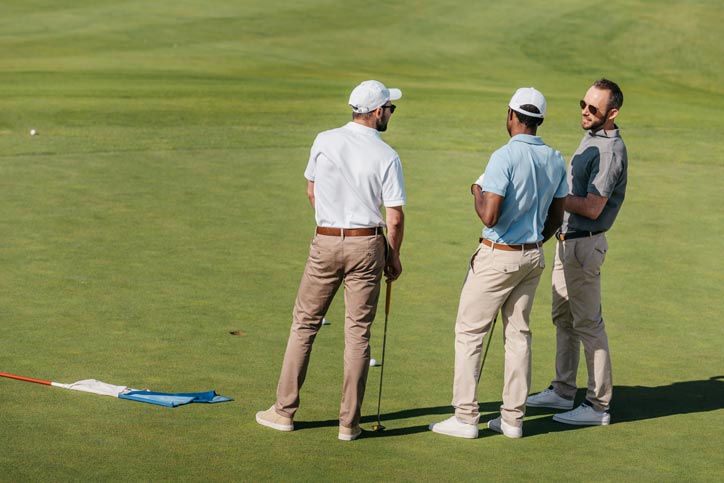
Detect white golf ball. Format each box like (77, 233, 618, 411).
(30, 129, 37, 136)
(370, 358, 378, 366)
(321, 318, 329, 325)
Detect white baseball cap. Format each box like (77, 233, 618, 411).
(509, 87, 546, 118)
(349, 80, 402, 114)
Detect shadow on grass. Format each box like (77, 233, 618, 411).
(296, 376, 724, 439)
(524, 375, 724, 437)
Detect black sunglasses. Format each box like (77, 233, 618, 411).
(580, 100, 602, 116)
(380, 104, 396, 113)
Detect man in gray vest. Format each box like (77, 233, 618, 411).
(527, 78, 628, 426)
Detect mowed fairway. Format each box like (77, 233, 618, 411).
(1, 0, 722, 481)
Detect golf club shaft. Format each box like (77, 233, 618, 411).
(477, 315, 497, 384)
(375, 280, 392, 426)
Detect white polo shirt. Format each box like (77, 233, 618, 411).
(304, 122, 406, 228)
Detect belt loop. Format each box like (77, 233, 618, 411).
(340, 228, 345, 240)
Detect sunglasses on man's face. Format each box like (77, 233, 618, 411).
(580, 100, 603, 116)
(380, 104, 396, 113)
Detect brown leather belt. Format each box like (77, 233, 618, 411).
(316, 226, 382, 237)
(480, 238, 541, 251)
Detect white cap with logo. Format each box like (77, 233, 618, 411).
(509, 87, 546, 118)
(349, 80, 402, 114)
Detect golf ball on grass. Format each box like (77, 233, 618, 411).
(30, 129, 37, 136)
(321, 318, 330, 325)
(370, 358, 378, 366)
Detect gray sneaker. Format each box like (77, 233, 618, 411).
(526, 387, 574, 410)
(553, 403, 611, 426)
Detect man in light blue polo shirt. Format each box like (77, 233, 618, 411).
(430, 87, 567, 439)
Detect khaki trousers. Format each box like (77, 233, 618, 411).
(274, 233, 385, 428)
(551, 233, 612, 411)
(452, 243, 545, 427)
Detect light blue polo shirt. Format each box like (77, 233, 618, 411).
(477, 134, 568, 244)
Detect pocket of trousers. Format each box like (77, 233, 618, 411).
(490, 253, 521, 275)
(469, 247, 482, 274)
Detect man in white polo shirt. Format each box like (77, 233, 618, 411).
(256, 80, 406, 441)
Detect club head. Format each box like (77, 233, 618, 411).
(372, 423, 385, 432)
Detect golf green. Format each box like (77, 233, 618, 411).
(1, 0, 722, 481)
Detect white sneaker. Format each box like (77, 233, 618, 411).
(429, 415, 478, 439)
(553, 403, 610, 426)
(526, 387, 574, 410)
(487, 416, 523, 438)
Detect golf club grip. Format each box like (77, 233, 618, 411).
(0, 372, 53, 386)
(385, 280, 391, 315)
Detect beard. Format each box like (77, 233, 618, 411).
(582, 110, 610, 132)
(376, 117, 388, 132)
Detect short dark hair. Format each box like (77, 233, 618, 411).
(352, 111, 375, 121)
(513, 104, 543, 128)
(593, 78, 624, 110)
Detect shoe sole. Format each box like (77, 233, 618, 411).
(552, 415, 610, 426)
(338, 431, 362, 441)
(338, 433, 361, 441)
(429, 424, 478, 439)
(487, 421, 523, 438)
(256, 414, 294, 432)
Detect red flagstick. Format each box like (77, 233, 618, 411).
(0, 372, 53, 386)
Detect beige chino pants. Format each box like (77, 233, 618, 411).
(453, 243, 545, 427)
(550, 233, 613, 411)
(274, 233, 385, 428)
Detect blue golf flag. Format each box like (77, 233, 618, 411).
(119, 390, 233, 407)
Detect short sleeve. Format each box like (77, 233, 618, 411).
(590, 150, 623, 198)
(304, 136, 321, 181)
(481, 148, 509, 197)
(382, 156, 406, 207)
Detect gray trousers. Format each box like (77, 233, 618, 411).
(551, 233, 613, 411)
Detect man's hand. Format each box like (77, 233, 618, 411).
(385, 251, 402, 281)
(384, 206, 404, 281)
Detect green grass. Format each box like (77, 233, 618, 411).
(1, 0, 723, 481)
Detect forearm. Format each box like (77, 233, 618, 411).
(385, 209, 404, 255)
(472, 185, 487, 223)
(541, 197, 565, 242)
(541, 221, 558, 242)
(306, 180, 315, 209)
(471, 184, 499, 227)
(564, 193, 607, 220)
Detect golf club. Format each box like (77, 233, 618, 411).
(477, 314, 498, 384)
(372, 280, 392, 432)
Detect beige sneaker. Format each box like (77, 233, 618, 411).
(338, 425, 362, 441)
(256, 406, 293, 432)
